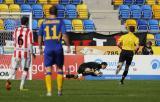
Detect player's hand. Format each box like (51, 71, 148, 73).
(32, 53, 36, 59)
(66, 46, 71, 53)
(40, 49, 43, 55)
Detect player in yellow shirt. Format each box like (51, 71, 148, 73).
(116, 26, 139, 85)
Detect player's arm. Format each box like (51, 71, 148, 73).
(135, 38, 140, 54)
(117, 36, 123, 50)
(63, 34, 71, 53)
(29, 31, 36, 58)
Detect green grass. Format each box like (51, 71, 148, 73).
(0, 80, 160, 102)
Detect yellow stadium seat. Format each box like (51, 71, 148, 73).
(146, 0, 156, 5)
(72, 19, 84, 32)
(9, 4, 20, 12)
(0, 4, 9, 12)
(43, 4, 53, 18)
(113, 0, 123, 6)
(38, 19, 44, 28)
(152, 5, 160, 19)
(5, 0, 14, 4)
(125, 19, 137, 27)
(77, 4, 89, 19)
(48, 0, 59, 5)
(147, 34, 155, 45)
(0, 19, 4, 30)
(38, 0, 47, 4)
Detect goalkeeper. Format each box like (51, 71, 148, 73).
(66, 62, 107, 78)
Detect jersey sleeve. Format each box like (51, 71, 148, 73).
(38, 23, 44, 36)
(118, 35, 123, 43)
(134, 37, 139, 46)
(28, 31, 34, 53)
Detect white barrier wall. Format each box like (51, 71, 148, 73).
(84, 55, 160, 80)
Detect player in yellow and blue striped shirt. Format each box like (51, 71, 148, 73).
(38, 6, 71, 96)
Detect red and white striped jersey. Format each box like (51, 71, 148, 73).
(13, 25, 33, 59)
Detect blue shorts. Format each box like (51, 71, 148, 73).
(44, 48, 64, 67)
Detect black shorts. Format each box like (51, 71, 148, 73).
(119, 50, 134, 65)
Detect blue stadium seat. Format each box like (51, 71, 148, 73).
(119, 5, 130, 19)
(155, 34, 160, 46)
(60, 0, 70, 5)
(21, 4, 32, 12)
(56, 4, 65, 18)
(71, 0, 82, 5)
(32, 19, 38, 30)
(148, 19, 159, 33)
(63, 19, 72, 32)
(0, 0, 3, 3)
(130, 5, 141, 19)
(124, 0, 133, 5)
(66, 4, 77, 19)
(26, 0, 37, 4)
(15, 0, 25, 4)
(141, 5, 152, 19)
(32, 4, 43, 18)
(4, 19, 16, 30)
(134, 0, 145, 5)
(83, 20, 95, 32)
(137, 19, 148, 31)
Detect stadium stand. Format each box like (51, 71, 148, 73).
(38, 0, 47, 4)
(137, 19, 148, 31)
(0, 4, 8, 12)
(9, 4, 21, 12)
(147, 33, 155, 45)
(72, 19, 84, 31)
(32, 19, 38, 30)
(77, 4, 89, 19)
(155, 34, 160, 46)
(15, 0, 25, 4)
(119, 5, 130, 19)
(83, 20, 95, 32)
(32, 4, 43, 18)
(146, 0, 156, 5)
(152, 5, 160, 19)
(4, 0, 14, 4)
(21, 4, 32, 12)
(60, 0, 70, 5)
(27, 0, 37, 4)
(141, 5, 152, 19)
(48, 0, 59, 5)
(130, 5, 141, 19)
(56, 4, 65, 18)
(148, 19, 159, 33)
(66, 4, 77, 19)
(4, 19, 16, 30)
(72, 0, 82, 5)
(0, 19, 4, 30)
(63, 19, 73, 32)
(112, 0, 123, 6)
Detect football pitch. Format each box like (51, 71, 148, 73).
(0, 80, 160, 102)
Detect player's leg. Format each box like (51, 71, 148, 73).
(120, 51, 134, 84)
(116, 50, 125, 75)
(20, 58, 31, 91)
(44, 51, 54, 96)
(6, 57, 19, 90)
(55, 49, 64, 96)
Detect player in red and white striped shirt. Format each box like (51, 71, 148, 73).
(6, 17, 35, 91)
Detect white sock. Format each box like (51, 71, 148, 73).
(20, 71, 27, 89)
(8, 69, 16, 80)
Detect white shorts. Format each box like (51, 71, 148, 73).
(11, 57, 31, 70)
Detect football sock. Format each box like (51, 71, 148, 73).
(45, 69, 52, 93)
(20, 71, 27, 89)
(121, 71, 128, 82)
(57, 71, 63, 92)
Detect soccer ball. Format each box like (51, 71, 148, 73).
(5, 80, 11, 91)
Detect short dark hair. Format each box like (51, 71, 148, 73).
(128, 26, 136, 33)
(21, 16, 29, 26)
(101, 62, 107, 66)
(49, 6, 57, 16)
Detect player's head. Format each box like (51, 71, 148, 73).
(128, 26, 136, 33)
(49, 6, 57, 17)
(101, 62, 107, 69)
(21, 16, 29, 26)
